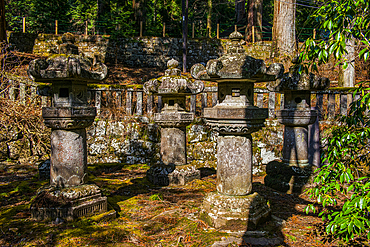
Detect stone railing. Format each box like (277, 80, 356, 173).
(86, 86, 361, 120)
(0, 79, 363, 120)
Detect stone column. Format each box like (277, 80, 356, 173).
(28, 33, 109, 221)
(144, 59, 204, 186)
(190, 31, 285, 231)
(160, 127, 187, 165)
(265, 65, 330, 193)
(50, 129, 87, 187)
(217, 135, 253, 195)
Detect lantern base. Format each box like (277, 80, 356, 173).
(147, 164, 200, 186)
(30, 184, 107, 221)
(200, 192, 271, 231)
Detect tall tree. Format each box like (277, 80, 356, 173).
(235, 0, 245, 24)
(0, 0, 6, 42)
(272, 0, 296, 56)
(207, 0, 211, 37)
(133, 0, 147, 34)
(182, 0, 188, 71)
(246, 0, 263, 41)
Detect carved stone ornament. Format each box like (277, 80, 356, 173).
(144, 59, 204, 96)
(28, 33, 108, 83)
(42, 107, 96, 129)
(191, 31, 284, 82)
(206, 121, 266, 135)
(154, 111, 194, 128)
(28, 55, 108, 82)
(268, 65, 330, 92)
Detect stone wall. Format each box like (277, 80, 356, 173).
(8, 32, 274, 69)
(85, 117, 283, 175)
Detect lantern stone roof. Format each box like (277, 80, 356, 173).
(144, 58, 204, 95)
(28, 33, 107, 82)
(268, 65, 330, 92)
(190, 31, 284, 83)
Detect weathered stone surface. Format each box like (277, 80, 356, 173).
(281, 126, 310, 167)
(144, 60, 204, 186)
(308, 107, 321, 168)
(50, 129, 87, 187)
(268, 67, 330, 92)
(42, 107, 96, 130)
(154, 111, 194, 128)
(200, 192, 271, 231)
(147, 164, 200, 186)
(193, 32, 279, 230)
(9, 33, 278, 69)
(217, 135, 252, 195)
(168, 165, 200, 185)
(30, 184, 107, 221)
(59, 33, 79, 55)
(211, 235, 284, 247)
(87, 119, 160, 165)
(160, 127, 186, 166)
(265, 63, 330, 193)
(27, 33, 106, 81)
(191, 31, 284, 82)
(146, 164, 175, 186)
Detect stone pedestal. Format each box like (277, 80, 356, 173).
(31, 184, 107, 221)
(50, 129, 87, 187)
(144, 59, 204, 186)
(191, 31, 285, 230)
(217, 135, 252, 195)
(160, 127, 187, 166)
(200, 108, 271, 230)
(28, 33, 109, 221)
(279, 109, 318, 168)
(201, 192, 271, 231)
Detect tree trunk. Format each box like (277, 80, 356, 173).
(235, 0, 246, 24)
(182, 0, 188, 72)
(273, 0, 296, 56)
(207, 0, 212, 38)
(338, 38, 355, 87)
(255, 0, 263, 41)
(246, 0, 263, 42)
(133, 0, 147, 35)
(0, 0, 6, 42)
(246, 0, 254, 41)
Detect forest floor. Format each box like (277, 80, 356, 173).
(0, 161, 349, 247)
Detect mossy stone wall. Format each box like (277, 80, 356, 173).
(9, 32, 274, 69)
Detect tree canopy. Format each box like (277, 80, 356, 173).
(3, 0, 320, 39)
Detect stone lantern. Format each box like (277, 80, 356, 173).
(144, 59, 204, 186)
(191, 31, 285, 230)
(265, 62, 329, 193)
(28, 33, 108, 221)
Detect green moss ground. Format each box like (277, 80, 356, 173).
(0, 161, 349, 247)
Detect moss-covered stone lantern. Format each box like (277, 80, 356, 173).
(191, 31, 285, 231)
(28, 33, 108, 221)
(265, 63, 329, 193)
(144, 59, 204, 186)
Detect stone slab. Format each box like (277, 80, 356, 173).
(50, 129, 87, 187)
(147, 164, 200, 186)
(217, 135, 252, 195)
(200, 192, 271, 231)
(160, 127, 187, 166)
(31, 184, 107, 221)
